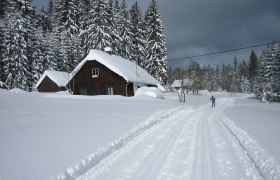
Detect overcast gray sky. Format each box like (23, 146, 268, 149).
(32, 0, 280, 68)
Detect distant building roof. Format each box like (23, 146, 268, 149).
(69, 49, 158, 86)
(35, 70, 70, 89)
(171, 79, 193, 88)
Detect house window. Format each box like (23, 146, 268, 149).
(107, 87, 114, 95)
(92, 68, 99, 78)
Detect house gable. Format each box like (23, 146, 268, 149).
(35, 70, 69, 92)
(37, 76, 60, 92)
(69, 60, 134, 96)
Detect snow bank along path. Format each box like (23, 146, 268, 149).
(56, 98, 280, 180)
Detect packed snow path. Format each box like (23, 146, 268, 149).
(59, 98, 280, 180)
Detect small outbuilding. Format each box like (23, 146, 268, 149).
(68, 49, 158, 96)
(35, 70, 70, 92)
(171, 78, 193, 91)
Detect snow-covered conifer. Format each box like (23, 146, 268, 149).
(0, 0, 8, 82)
(231, 56, 240, 93)
(117, 0, 133, 59)
(0, 0, 8, 18)
(80, 0, 114, 54)
(32, 28, 45, 85)
(240, 76, 250, 94)
(144, 0, 167, 85)
(248, 50, 258, 91)
(254, 43, 280, 102)
(204, 65, 218, 91)
(44, 32, 56, 70)
(46, 0, 54, 32)
(53, 0, 79, 37)
(2, 0, 36, 91)
(130, 2, 146, 67)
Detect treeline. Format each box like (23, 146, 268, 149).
(167, 43, 280, 102)
(0, 0, 167, 91)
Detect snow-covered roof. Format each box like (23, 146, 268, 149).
(171, 79, 193, 88)
(35, 70, 70, 89)
(69, 49, 158, 86)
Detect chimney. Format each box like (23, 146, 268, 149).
(104, 47, 113, 55)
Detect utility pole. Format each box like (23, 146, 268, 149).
(136, 58, 139, 88)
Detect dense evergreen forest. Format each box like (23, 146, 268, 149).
(0, 0, 279, 102)
(167, 44, 280, 102)
(0, 0, 167, 90)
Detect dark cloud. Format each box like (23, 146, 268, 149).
(158, 0, 280, 67)
(33, 0, 280, 67)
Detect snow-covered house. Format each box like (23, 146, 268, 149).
(35, 70, 70, 92)
(171, 79, 193, 91)
(68, 49, 158, 96)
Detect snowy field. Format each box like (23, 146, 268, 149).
(0, 89, 280, 180)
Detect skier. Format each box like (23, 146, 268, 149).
(210, 95, 216, 107)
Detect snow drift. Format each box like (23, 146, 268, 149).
(135, 87, 164, 99)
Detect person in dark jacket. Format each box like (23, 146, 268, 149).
(210, 95, 216, 107)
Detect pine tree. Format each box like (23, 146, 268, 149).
(187, 61, 202, 93)
(0, 0, 8, 18)
(220, 64, 228, 91)
(38, 7, 49, 34)
(215, 65, 221, 90)
(106, 0, 120, 55)
(53, 0, 79, 36)
(60, 31, 71, 72)
(79, 0, 92, 57)
(25, 2, 37, 91)
(204, 65, 218, 91)
(0, 0, 8, 82)
(112, 0, 121, 55)
(226, 64, 233, 92)
(2, 12, 17, 88)
(240, 76, 250, 94)
(46, 0, 54, 32)
(248, 50, 258, 92)
(254, 51, 266, 100)
(130, 2, 146, 67)
(32, 27, 45, 83)
(263, 43, 280, 101)
(144, 0, 167, 85)
(2, 0, 36, 91)
(0, 21, 5, 82)
(117, 0, 133, 59)
(81, 0, 114, 54)
(52, 0, 80, 72)
(231, 56, 240, 92)
(254, 43, 280, 102)
(239, 60, 249, 78)
(79, 0, 91, 30)
(34, 0, 55, 74)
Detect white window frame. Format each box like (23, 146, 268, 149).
(92, 68, 99, 78)
(107, 87, 114, 95)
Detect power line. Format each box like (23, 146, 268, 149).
(167, 40, 280, 61)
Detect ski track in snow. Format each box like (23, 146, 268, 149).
(56, 98, 280, 180)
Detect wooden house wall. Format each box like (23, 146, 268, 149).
(37, 76, 60, 92)
(69, 61, 134, 96)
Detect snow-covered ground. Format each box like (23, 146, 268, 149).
(0, 90, 279, 180)
(225, 95, 280, 164)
